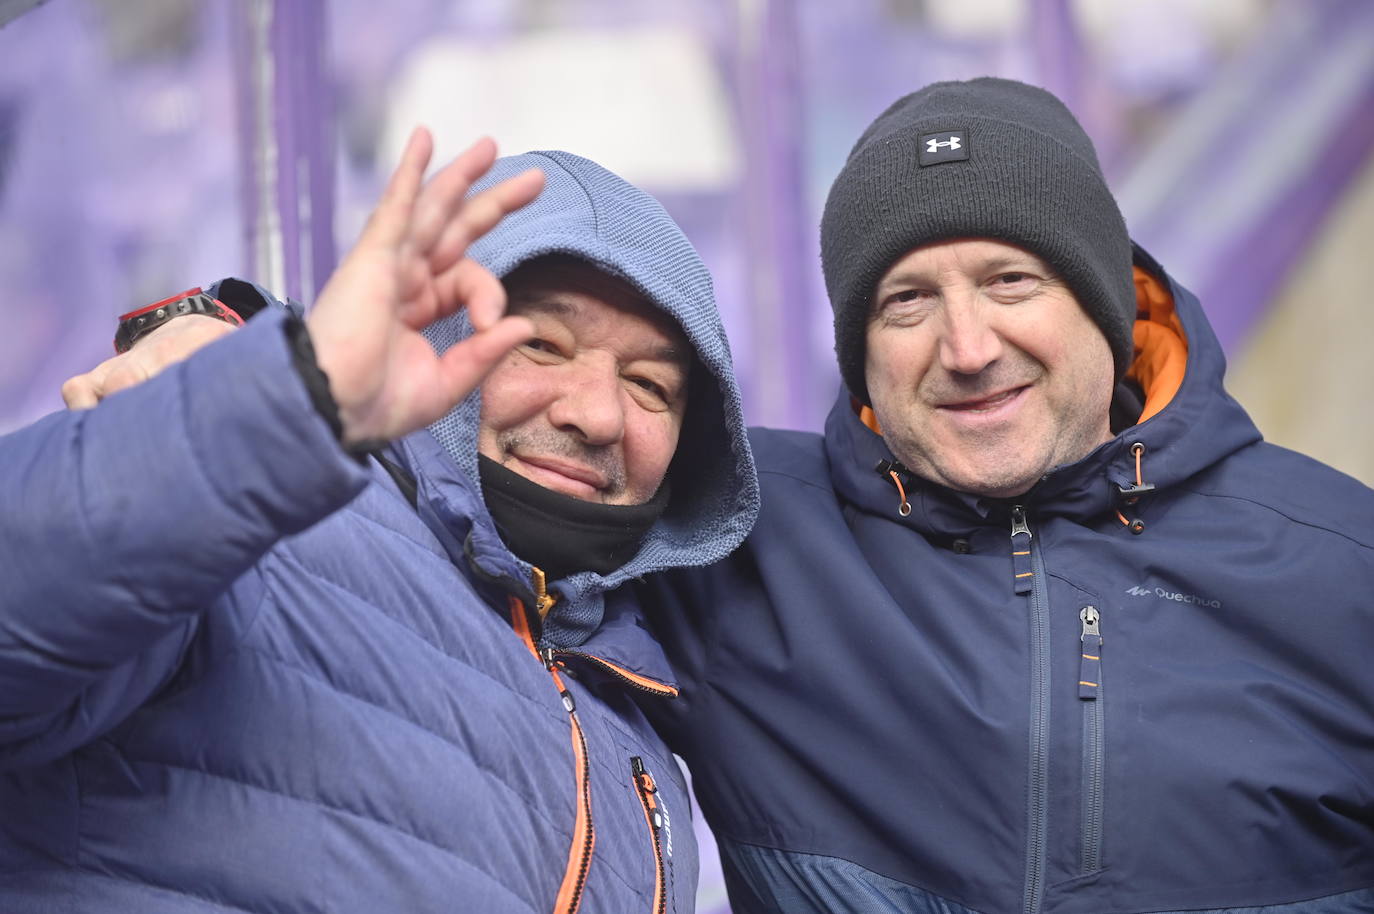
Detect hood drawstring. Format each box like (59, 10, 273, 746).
(1114, 442, 1153, 535)
(875, 459, 912, 517)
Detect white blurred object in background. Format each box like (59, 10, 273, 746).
(379, 25, 741, 192)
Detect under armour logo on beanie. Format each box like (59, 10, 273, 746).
(919, 131, 968, 165)
(819, 77, 1138, 405)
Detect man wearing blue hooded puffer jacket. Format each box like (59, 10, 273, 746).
(0, 131, 758, 912)
(643, 77, 1374, 914)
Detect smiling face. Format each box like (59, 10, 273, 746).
(864, 239, 1115, 499)
(478, 256, 691, 506)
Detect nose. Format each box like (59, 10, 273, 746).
(937, 294, 1003, 375)
(545, 358, 626, 446)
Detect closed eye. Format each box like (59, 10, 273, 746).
(628, 376, 668, 401)
(519, 337, 568, 360)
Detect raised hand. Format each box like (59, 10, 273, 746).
(61, 129, 543, 445)
(307, 129, 544, 446)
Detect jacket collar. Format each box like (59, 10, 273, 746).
(385, 423, 694, 693)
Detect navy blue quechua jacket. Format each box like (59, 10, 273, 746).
(644, 253, 1374, 914)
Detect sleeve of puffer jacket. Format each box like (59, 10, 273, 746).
(0, 310, 371, 768)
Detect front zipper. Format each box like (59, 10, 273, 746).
(509, 597, 594, 914)
(631, 757, 668, 914)
(1078, 606, 1105, 873)
(1011, 505, 1050, 914)
(516, 570, 678, 911)
(555, 679, 595, 914)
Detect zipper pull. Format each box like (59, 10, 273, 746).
(1010, 505, 1032, 539)
(1010, 505, 1034, 594)
(538, 647, 576, 711)
(631, 757, 662, 825)
(1078, 606, 1102, 700)
(530, 566, 557, 618)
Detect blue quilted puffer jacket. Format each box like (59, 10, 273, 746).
(0, 152, 758, 913)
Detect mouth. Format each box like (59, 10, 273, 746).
(507, 453, 609, 499)
(937, 386, 1028, 415)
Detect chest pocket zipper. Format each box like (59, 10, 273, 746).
(631, 756, 669, 914)
(1079, 606, 1105, 874)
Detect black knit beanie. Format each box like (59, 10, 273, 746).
(820, 77, 1137, 404)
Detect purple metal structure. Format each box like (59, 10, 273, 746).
(732, 0, 821, 430)
(1031, 0, 1084, 114)
(0, 0, 49, 27)
(233, 0, 336, 305)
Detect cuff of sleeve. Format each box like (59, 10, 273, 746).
(281, 315, 383, 464)
(170, 309, 373, 530)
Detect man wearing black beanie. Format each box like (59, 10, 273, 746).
(645, 76, 1374, 914)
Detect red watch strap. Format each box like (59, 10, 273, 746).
(113, 288, 246, 353)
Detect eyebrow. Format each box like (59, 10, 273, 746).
(873, 256, 1046, 302)
(649, 345, 690, 369)
(871, 273, 924, 309)
(508, 296, 576, 318)
(509, 295, 691, 369)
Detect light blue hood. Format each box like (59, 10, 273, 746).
(422, 150, 758, 647)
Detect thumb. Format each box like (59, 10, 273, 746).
(61, 370, 102, 410)
(434, 315, 534, 404)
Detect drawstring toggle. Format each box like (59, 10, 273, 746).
(874, 459, 912, 517)
(1114, 442, 1151, 535)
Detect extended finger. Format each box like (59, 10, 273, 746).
(415, 257, 507, 331)
(360, 126, 435, 249)
(408, 137, 499, 255)
(426, 168, 544, 275)
(436, 315, 534, 399)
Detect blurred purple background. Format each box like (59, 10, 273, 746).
(3, 2, 1373, 910)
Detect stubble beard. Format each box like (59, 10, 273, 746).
(494, 428, 629, 500)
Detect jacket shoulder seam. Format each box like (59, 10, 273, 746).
(1173, 486, 1374, 550)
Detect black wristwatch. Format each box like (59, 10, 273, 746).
(113, 287, 246, 354)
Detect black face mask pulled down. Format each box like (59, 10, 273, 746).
(477, 455, 670, 581)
